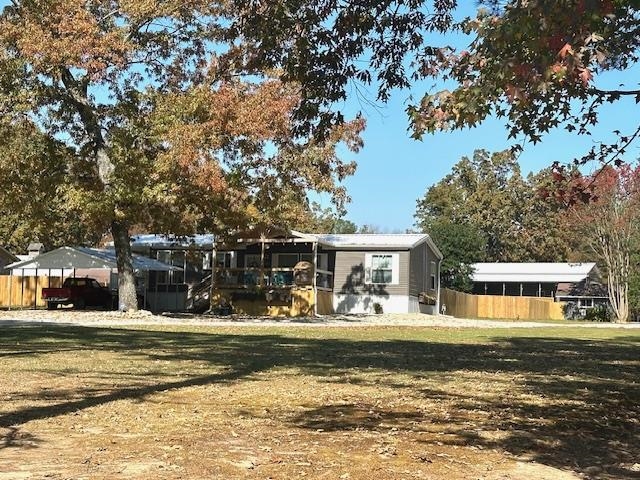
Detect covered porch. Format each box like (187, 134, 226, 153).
(189, 230, 334, 316)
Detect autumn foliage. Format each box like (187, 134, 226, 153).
(565, 164, 640, 322)
(0, 0, 363, 310)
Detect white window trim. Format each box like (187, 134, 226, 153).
(430, 261, 437, 291)
(365, 253, 400, 285)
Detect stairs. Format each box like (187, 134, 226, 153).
(187, 274, 211, 313)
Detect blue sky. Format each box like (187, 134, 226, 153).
(334, 63, 640, 232)
(323, 2, 640, 232)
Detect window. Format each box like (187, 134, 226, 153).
(430, 261, 437, 290)
(216, 252, 232, 268)
(372, 255, 393, 283)
(365, 253, 399, 285)
(276, 254, 299, 268)
(273, 253, 328, 270)
(244, 254, 262, 268)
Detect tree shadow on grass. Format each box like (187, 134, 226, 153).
(0, 325, 639, 478)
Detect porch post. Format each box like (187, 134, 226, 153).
(312, 240, 318, 316)
(8, 268, 12, 311)
(520, 283, 523, 296)
(538, 282, 541, 297)
(209, 240, 217, 312)
(435, 258, 441, 315)
(259, 235, 265, 288)
(502, 282, 505, 296)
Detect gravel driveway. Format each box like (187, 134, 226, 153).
(1, 309, 639, 328)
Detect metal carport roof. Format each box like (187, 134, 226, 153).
(5, 247, 181, 272)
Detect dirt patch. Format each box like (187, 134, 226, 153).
(0, 322, 638, 479)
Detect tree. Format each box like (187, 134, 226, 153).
(407, 1, 640, 168)
(416, 149, 578, 264)
(0, 1, 362, 310)
(519, 168, 580, 262)
(566, 164, 640, 323)
(228, 1, 638, 167)
(0, 120, 101, 252)
(427, 220, 487, 291)
(416, 149, 526, 261)
(629, 246, 640, 321)
(332, 218, 358, 234)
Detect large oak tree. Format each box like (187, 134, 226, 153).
(0, 0, 362, 310)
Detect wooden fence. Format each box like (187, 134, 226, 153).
(440, 288, 565, 321)
(0, 276, 62, 309)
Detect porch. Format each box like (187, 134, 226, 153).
(188, 231, 335, 316)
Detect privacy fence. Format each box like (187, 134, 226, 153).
(440, 288, 565, 321)
(0, 276, 62, 309)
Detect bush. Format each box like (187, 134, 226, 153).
(583, 304, 612, 322)
(373, 302, 383, 314)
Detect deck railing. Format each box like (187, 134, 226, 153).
(213, 267, 334, 290)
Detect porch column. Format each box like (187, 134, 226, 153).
(259, 235, 265, 288)
(520, 283, 523, 296)
(8, 268, 12, 311)
(312, 241, 318, 316)
(538, 282, 541, 297)
(502, 282, 505, 296)
(208, 241, 217, 312)
(435, 258, 441, 315)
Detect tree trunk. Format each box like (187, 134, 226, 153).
(58, 69, 139, 311)
(111, 220, 138, 311)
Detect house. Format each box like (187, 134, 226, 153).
(192, 229, 443, 316)
(0, 246, 19, 273)
(470, 262, 610, 313)
(4, 246, 185, 311)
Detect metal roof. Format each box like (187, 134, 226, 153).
(115, 231, 444, 258)
(295, 232, 443, 258)
(5, 247, 181, 272)
(124, 234, 215, 249)
(471, 262, 597, 283)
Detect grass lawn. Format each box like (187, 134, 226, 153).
(0, 324, 638, 479)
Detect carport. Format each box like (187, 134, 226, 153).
(3, 247, 184, 311)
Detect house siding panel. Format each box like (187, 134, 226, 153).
(409, 242, 426, 297)
(334, 250, 409, 296)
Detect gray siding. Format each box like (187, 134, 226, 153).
(409, 241, 439, 297)
(409, 242, 426, 297)
(334, 250, 409, 296)
(409, 243, 439, 296)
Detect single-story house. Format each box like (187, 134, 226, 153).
(470, 262, 609, 312)
(4, 246, 185, 311)
(193, 229, 443, 316)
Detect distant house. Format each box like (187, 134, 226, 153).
(470, 262, 609, 312)
(188, 230, 443, 316)
(0, 246, 19, 273)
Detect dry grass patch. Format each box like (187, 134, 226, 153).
(0, 324, 638, 479)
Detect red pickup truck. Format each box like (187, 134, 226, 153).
(42, 277, 115, 310)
